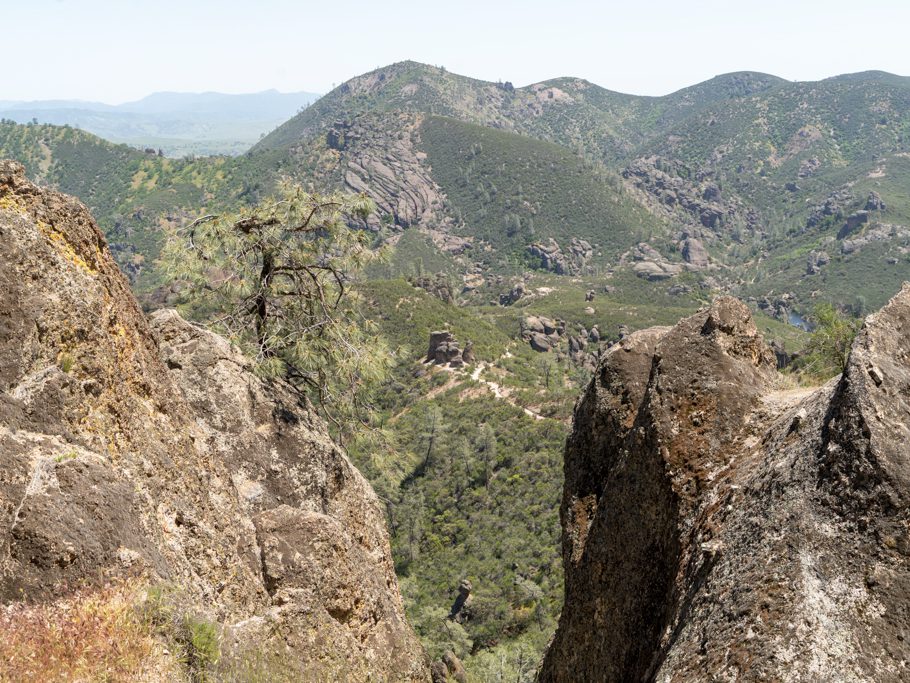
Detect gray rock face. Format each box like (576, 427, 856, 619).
(412, 273, 455, 304)
(681, 237, 709, 268)
(527, 237, 594, 275)
(807, 186, 853, 230)
(427, 330, 469, 366)
(528, 238, 571, 275)
(806, 249, 831, 274)
(622, 156, 755, 237)
(0, 161, 429, 680)
(839, 209, 871, 238)
(540, 292, 910, 682)
(521, 316, 565, 352)
(500, 281, 526, 306)
(336, 112, 451, 236)
(627, 242, 684, 281)
(841, 222, 910, 256)
(866, 190, 886, 212)
(448, 578, 473, 622)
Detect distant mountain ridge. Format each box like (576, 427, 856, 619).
(2, 60, 909, 313)
(0, 89, 321, 156)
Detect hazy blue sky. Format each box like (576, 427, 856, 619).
(4, 0, 909, 102)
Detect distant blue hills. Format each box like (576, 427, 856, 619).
(0, 90, 322, 156)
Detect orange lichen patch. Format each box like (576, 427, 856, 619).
(37, 219, 99, 275)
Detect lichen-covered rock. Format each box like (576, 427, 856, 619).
(540, 293, 910, 682)
(0, 161, 428, 680)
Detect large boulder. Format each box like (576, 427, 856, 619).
(681, 237, 709, 268)
(427, 330, 467, 366)
(0, 161, 429, 680)
(539, 292, 910, 682)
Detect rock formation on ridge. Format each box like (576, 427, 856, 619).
(539, 293, 910, 681)
(0, 160, 428, 680)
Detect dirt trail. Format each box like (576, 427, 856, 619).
(757, 383, 826, 435)
(465, 361, 545, 420)
(760, 385, 820, 413)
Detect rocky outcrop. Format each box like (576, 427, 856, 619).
(0, 161, 428, 680)
(328, 112, 453, 237)
(866, 190, 886, 212)
(625, 242, 684, 281)
(521, 316, 566, 352)
(412, 273, 455, 304)
(623, 156, 755, 237)
(567, 237, 594, 270)
(806, 186, 853, 230)
(806, 248, 830, 275)
(426, 331, 470, 367)
(528, 238, 571, 275)
(448, 578, 473, 622)
(499, 280, 526, 306)
(567, 325, 608, 373)
(540, 292, 910, 682)
(754, 291, 798, 323)
(527, 237, 594, 275)
(841, 222, 910, 256)
(681, 237, 709, 268)
(838, 210, 871, 239)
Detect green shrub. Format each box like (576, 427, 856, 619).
(58, 352, 75, 373)
(183, 615, 220, 681)
(799, 304, 861, 379)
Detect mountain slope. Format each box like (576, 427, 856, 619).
(420, 115, 657, 263)
(252, 62, 785, 164)
(5, 62, 910, 312)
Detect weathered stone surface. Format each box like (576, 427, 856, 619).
(462, 340, 476, 364)
(540, 292, 910, 682)
(623, 156, 757, 238)
(806, 186, 852, 230)
(839, 209, 871, 238)
(448, 578, 473, 622)
(521, 316, 565, 352)
(681, 237, 709, 268)
(806, 248, 831, 275)
(0, 161, 428, 680)
(841, 222, 910, 256)
(335, 113, 452, 237)
(528, 238, 571, 275)
(442, 651, 468, 683)
(627, 242, 684, 281)
(500, 281, 526, 306)
(427, 330, 468, 366)
(866, 190, 886, 212)
(412, 273, 455, 304)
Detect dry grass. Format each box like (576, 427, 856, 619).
(0, 581, 179, 683)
